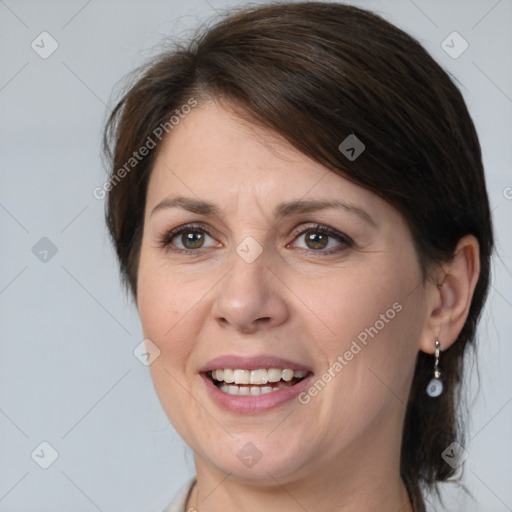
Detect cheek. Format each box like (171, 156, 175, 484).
(303, 259, 417, 347)
(136, 257, 203, 408)
(298, 276, 423, 449)
(136, 258, 207, 434)
(137, 253, 203, 345)
(307, 256, 424, 399)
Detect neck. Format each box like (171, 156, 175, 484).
(187, 473, 412, 512)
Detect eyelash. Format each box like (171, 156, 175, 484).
(159, 223, 353, 255)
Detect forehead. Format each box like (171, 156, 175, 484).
(152, 101, 325, 182)
(146, 100, 384, 220)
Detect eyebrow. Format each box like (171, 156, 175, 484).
(150, 195, 376, 226)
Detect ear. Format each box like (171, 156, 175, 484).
(419, 234, 480, 354)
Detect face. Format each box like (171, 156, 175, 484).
(137, 100, 429, 485)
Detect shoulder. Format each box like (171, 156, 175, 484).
(161, 476, 196, 512)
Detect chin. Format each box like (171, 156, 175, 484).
(191, 430, 316, 484)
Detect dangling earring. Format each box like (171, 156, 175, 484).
(426, 339, 443, 397)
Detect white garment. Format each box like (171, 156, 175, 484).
(162, 476, 196, 512)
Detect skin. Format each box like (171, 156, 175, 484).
(136, 100, 480, 512)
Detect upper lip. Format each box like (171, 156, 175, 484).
(199, 355, 313, 373)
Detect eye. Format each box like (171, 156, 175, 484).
(288, 224, 352, 253)
(159, 223, 351, 255)
(160, 224, 220, 252)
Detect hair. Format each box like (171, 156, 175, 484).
(102, 2, 494, 510)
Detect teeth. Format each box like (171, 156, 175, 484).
(220, 384, 280, 396)
(234, 369, 250, 384)
(267, 368, 282, 382)
(281, 369, 294, 382)
(250, 369, 268, 385)
(223, 369, 235, 383)
(211, 368, 308, 384)
(211, 367, 310, 395)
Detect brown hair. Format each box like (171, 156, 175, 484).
(102, 3, 494, 509)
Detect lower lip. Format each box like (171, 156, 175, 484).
(200, 373, 314, 413)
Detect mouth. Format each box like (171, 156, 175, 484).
(206, 368, 309, 396)
(199, 355, 314, 412)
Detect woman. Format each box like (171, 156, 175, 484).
(102, 3, 493, 511)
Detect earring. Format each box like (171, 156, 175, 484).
(426, 339, 443, 397)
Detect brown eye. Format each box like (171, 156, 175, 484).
(161, 225, 218, 252)
(305, 231, 328, 250)
(290, 225, 352, 254)
(180, 231, 205, 249)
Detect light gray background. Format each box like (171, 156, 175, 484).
(1, 0, 511, 510)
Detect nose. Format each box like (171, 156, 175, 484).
(211, 247, 290, 334)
